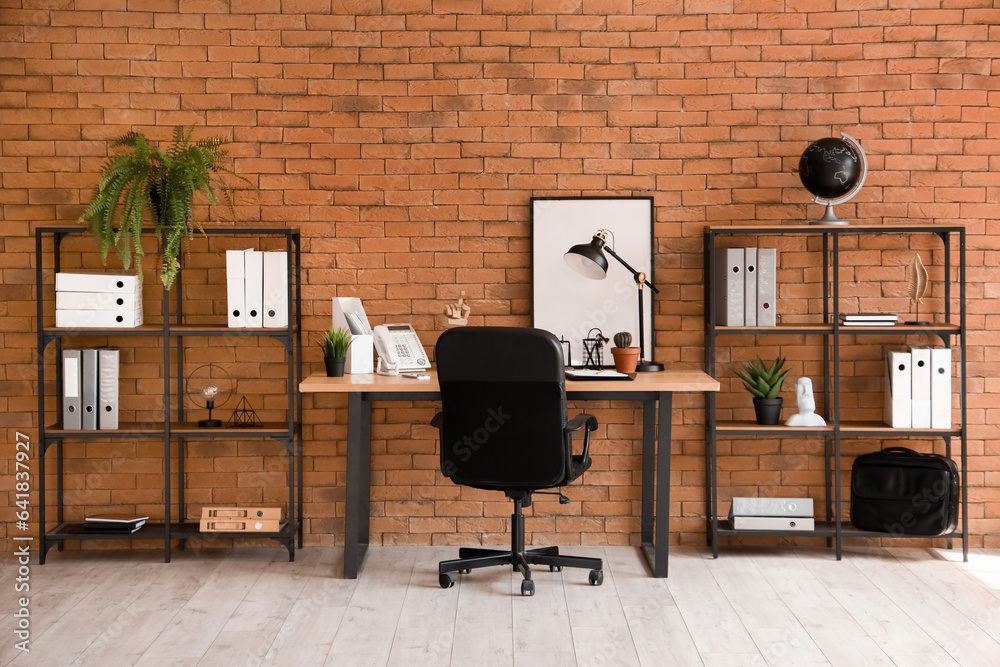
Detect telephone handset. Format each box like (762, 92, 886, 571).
(373, 323, 430, 375)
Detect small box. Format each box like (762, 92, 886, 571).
(55, 272, 139, 294)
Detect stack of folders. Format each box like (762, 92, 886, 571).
(715, 247, 777, 326)
(884, 346, 953, 429)
(83, 514, 148, 533)
(55, 273, 142, 328)
(840, 314, 898, 326)
(199, 507, 283, 533)
(728, 497, 815, 531)
(61, 347, 119, 430)
(226, 249, 288, 328)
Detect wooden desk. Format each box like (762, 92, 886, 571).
(300, 368, 719, 579)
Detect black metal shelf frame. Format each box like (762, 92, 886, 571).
(35, 226, 303, 564)
(703, 224, 967, 561)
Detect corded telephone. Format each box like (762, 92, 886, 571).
(373, 323, 431, 375)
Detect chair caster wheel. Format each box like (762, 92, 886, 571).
(439, 572, 456, 589)
(588, 569, 603, 586)
(520, 579, 535, 596)
(549, 565, 563, 572)
(459, 568, 471, 574)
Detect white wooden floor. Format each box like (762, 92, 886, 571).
(3, 544, 1000, 666)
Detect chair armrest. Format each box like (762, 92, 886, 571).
(565, 413, 598, 466)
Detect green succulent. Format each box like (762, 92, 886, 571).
(80, 127, 249, 290)
(735, 356, 788, 399)
(320, 327, 353, 359)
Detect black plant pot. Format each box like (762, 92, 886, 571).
(324, 356, 346, 377)
(752, 397, 783, 425)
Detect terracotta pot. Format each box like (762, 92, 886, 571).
(610, 347, 640, 374)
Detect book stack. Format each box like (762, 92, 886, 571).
(84, 514, 148, 533)
(55, 273, 143, 328)
(714, 247, 777, 326)
(226, 249, 288, 328)
(728, 497, 815, 531)
(199, 507, 283, 532)
(840, 314, 897, 327)
(61, 347, 119, 430)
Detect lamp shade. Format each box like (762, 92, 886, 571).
(564, 239, 609, 280)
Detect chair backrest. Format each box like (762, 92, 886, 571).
(436, 327, 569, 491)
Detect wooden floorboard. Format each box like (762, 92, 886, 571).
(2, 545, 999, 666)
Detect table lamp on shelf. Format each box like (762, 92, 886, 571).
(564, 229, 663, 372)
(186, 363, 234, 428)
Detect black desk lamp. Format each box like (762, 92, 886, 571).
(564, 229, 664, 372)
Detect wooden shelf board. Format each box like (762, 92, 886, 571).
(715, 421, 960, 436)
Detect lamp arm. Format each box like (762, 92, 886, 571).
(602, 245, 659, 293)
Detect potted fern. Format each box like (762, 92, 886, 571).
(610, 331, 640, 373)
(320, 327, 353, 377)
(79, 127, 247, 290)
(736, 356, 789, 425)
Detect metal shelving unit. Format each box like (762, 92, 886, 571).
(35, 226, 303, 564)
(704, 224, 967, 561)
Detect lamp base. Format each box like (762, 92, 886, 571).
(198, 418, 223, 428)
(635, 360, 664, 372)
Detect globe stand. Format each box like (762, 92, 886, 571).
(812, 201, 850, 226)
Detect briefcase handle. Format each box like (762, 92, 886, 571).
(880, 446, 918, 455)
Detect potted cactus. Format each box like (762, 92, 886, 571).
(610, 331, 640, 374)
(735, 356, 789, 425)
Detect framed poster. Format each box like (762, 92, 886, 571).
(530, 196, 656, 368)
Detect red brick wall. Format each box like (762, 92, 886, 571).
(2, 1, 997, 551)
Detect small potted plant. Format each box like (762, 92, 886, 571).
(735, 356, 789, 425)
(610, 331, 640, 374)
(320, 327, 353, 377)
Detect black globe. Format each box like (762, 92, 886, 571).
(798, 136, 863, 200)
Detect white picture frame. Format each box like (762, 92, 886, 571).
(530, 196, 656, 368)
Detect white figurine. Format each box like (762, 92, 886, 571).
(785, 377, 827, 427)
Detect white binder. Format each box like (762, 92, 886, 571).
(730, 497, 813, 518)
(757, 248, 777, 326)
(55, 272, 139, 294)
(244, 249, 264, 328)
(930, 347, 953, 429)
(262, 251, 288, 328)
(909, 345, 932, 428)
(55, 309, 143, 328)
(730, 516, 815, 531)
(743, 247, 757, 326)
(97, 348, 120, 430)
(715, 247, 744, 326)
(62, 349, 82, 430)
(884, 348, 912, 428)
(56, 290, 142, 311)
(81, 348, 98, 430)
(226, 249, 246, 328)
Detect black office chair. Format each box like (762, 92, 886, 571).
(431, 326, 604, 596)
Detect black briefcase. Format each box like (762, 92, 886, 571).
(850, 447, 959, 536)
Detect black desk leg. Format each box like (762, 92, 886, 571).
(345, 393, 372, 579)
(640, 398, 655, 550)
(640, 393, 672, 577)
(655, 392, 672, 577)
